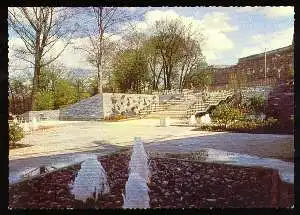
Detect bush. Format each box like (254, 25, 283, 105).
(262, 117, 279, 128)
(33, 91, 55, 111)
(211, 103, 244, 128)
(230, 120, 259, 130)
(54, 79, 77, 108)
(9, 121, 24, 146)
(248, 95, 265, 115)
(196, 117, 293, 134)
(104, 115, 128, 121)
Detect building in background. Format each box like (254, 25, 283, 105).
(210, 44, 294, 90)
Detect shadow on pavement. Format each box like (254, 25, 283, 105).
(9, 131, 293, 185)
(144, 132, 294, 162)
(9, 141, 128, 172)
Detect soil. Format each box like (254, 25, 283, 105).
(9, 151, 294, 208)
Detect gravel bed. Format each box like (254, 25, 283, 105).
(9, 151, 293, 208)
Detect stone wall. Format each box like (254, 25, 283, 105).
(59, 93, 159, 120)
(102, 93, 159, 118)
(19, 110, 60, 122)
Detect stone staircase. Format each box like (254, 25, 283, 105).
(141, 96, 191, 119)
(186, 90, 234, 117)
(141, 90, 234, 119)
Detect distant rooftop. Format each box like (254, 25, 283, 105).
(239, 45, 293, 62)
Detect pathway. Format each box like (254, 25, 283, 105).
(9, 119, 294, 184)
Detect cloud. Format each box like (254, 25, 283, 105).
(235, 6, 260, 13)
(8, 35, 95, 77)
(200, 12, 238, 33)
(126, 7, 137, 12)
(125, 9, 238, 63)
(262, 7, 294, 18)
(8, 37, 33, 72)
(239, 27, 293, 58)
(9, 32, 123, 78)
(236, 6, 294, 19)
(9, 9, 238, 69)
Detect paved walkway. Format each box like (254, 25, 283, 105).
(10, 119, 207, 160)
(9, 119, 294, 184)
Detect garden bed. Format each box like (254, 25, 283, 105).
(9, 151, 293, 208)
(192, 123, 294, 135)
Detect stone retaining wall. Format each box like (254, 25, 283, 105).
(102, 93, 159, 118)
(59, 93, 159, 120)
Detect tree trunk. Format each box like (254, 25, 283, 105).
(22, 94, 26, 114)
(97, 64, 103, 95)
(31, 62, 41, 110)
(95, 7, 104, 95)
(163, 69, 166, 90)
(167, 67, 172, 90)
(10, 88, 16, 114)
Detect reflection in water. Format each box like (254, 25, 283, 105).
(149, 148, 294, 184)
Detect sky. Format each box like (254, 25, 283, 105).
(8, 6, 294, 78)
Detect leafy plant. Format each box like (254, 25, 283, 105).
(248, 95, 265, 115)
(288, 68, 294, 79)
(33, 90, 55, 110)
(211, 104, 244, 128)
(54, 79, 77, 108)
(104, 115, 128, 121)
(9, 121, 24, 146)
(196, 117, 291, 134)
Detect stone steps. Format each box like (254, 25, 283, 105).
(143, 91, 234, 119)
(146, 109, 187, 118)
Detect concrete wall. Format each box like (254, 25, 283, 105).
(59, 93, 159, 120)
(59, 95, 103, 120)
(20, 110, 60, 122)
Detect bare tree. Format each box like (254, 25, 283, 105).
(8, 7, 78, 108)
(153, 19, 186, 90)
(142, 36, 165, 92)
(76, 7, 133, 95)
(178, 35, 205, 91)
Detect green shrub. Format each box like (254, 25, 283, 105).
(9, 121, 24, 146)
(104, 115, 128, 121)
(33, 91, 55, 111)
(196, 117, 291, 134)
(54, 79, 77, 108)
(198, 124, 225, 132)
(262, 117, 279, 128)
(230, 120, 258, 130)
(248, 95, 265, 115)
(211, 103, 244, 128)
